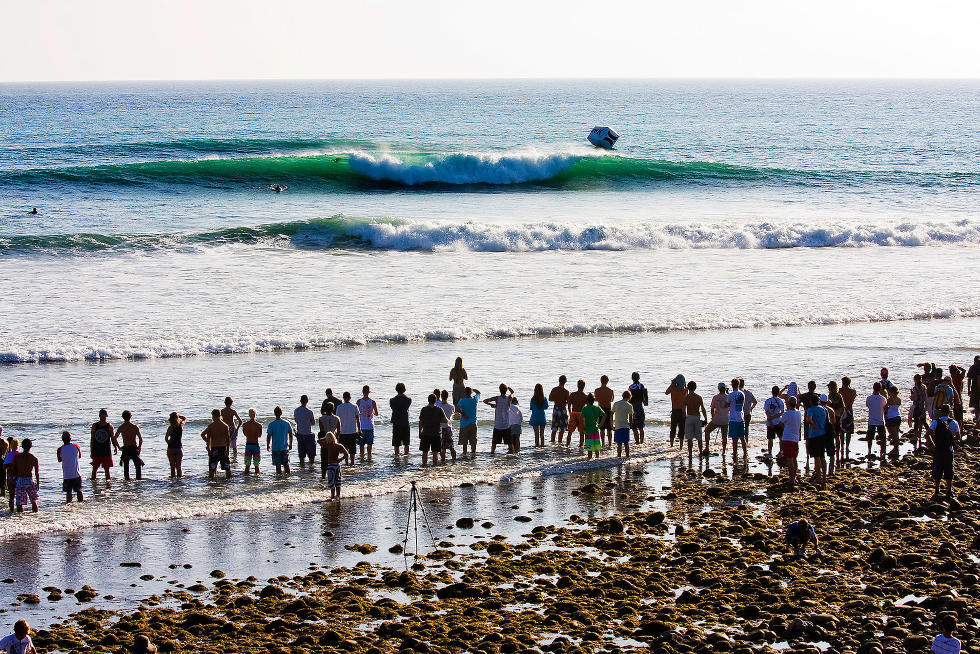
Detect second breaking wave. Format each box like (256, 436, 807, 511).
(4, 215, 980, 254)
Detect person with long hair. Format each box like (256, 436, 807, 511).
(165, 412, 186, 478)
(529, 384, 549, 447)
(885, 385, 902, 459)
(449, 357, 468, 406)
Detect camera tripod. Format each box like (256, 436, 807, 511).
(403, 480, 435, 568)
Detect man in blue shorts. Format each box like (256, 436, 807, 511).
(805, 395, 829, 488)
(612, 391, 634, 458)
(265, 405, 293, 475)
(726, 378, 747, 463)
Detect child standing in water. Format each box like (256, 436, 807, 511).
(581, 394, 603, 460)
(319, 432, 349, 499)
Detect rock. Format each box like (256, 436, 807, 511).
(436, 582, 485, 600)
(514, 516, 532, 523)
(903, 635, 930, 651)
(481, 521, 494, 528)
(389, 544, 404, 554)
(455, 517, 475, 528)
(703, 468, 717, 478)
(120, 562, 142, 567)
(259, 584, 286, 599)
(345, 544, 378, 554)
(597, 517, 625, 534)
(646, 511, 665, 526)
(210, 570, 226, 578)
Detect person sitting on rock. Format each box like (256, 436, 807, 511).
(130, 634, 158, 653)
(784, 518, 819, 557)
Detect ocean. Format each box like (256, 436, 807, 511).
(1, 79, 979, 542)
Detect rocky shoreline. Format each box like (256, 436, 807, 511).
(22, 435, 980, 654)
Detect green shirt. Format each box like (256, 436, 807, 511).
(582, 404, 604, 434)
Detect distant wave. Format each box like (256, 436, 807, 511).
(4, 147, 978, 191)
(1, 303, 977, 364)
(4, 215, 980, 254)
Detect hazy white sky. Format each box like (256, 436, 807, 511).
(2, 0, 978, 81)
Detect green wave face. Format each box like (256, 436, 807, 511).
(3, 148, 977, 191)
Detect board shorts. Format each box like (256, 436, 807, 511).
(729, 421, 746, 440)
(551, 406, 568, 431)
(567, 411, 584, 436)
(229, 425, 238, 449)
(392, 423, 410, 448)
(684, 415, 702, 441)
(297, 434, 317, 460)
(932, 455, 954, 481)
(15, 477, 38, 504)
(767, 424, 784, 440)
(670, 408, 685, 439)
(492, 428, 511, 446)
(441, 428, 455, 451)
(631, 406, 645, 429)
(458, 424, 477, 448)
(339, 434, 358, 457)
(600, 407, 613, 430)
(270, 449, 289, 467)
(326, 462, 342, 489)
(706, 422, 728, 438)
(867, 424, 886, 443)
(805, 437, 825, 458)
(120, 445, 142, 465)
(209, 446, 230, 471)
(244, 442, 261, 461)
(63, 476, 82, 493)
(780, 440, 799, 460)
(360, 429, 375, 446)
(419, 432, 441, 454)
(841, 409, 854, 435)
(613, 428, 631, 444)
(886, 416, 901, 428)
(91, 456, 113, 471)
(584, 433, 602, 452)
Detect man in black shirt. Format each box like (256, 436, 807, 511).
(418, 393, 448, 466)
(390, 383, 412, 456)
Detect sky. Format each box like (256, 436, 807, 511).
(2, 0, 979, 82)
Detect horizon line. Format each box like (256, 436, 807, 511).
(2, 76, 980, 85)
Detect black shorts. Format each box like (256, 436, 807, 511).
(391, 423, 410, 447)
(419, 432, 441, 453)
(886, 416, 901, 428)
(339, 434, 358, 456)
(492, 428, 511, 445)
(63, 476, 82, 493)
(867, 424, 886, 442)
(932, 455, 954, 481)
(805, 437, 826, 459)
(600, 408, 613, 429)
(120, 445, 141, 464)
(766, 424, 784, 440)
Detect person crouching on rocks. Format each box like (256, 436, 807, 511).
(785, 518, 819, 558)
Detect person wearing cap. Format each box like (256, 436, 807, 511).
(703, 382, 729, 458)
(805, 394, 829, 488)
(925, 404, 960, 499)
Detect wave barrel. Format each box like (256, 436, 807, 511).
(588, 126, 619, 149)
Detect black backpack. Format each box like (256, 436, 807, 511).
(933, 418, 954, 454)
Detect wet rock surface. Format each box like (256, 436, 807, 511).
(25, 440, 980, 653)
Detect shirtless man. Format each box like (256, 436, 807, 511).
(703, 383, 729, 458)
(241, 408, 263, 473)
(549, 375, 570, 444)
(221, 397, 243, 456)
(684, 381, 707, 461)
(116, 411, 144, 481)
(11, 439, 40, 513)
(567, 380, 589, 448)
(594, 375, 616, 447)
(201, 409, 232, 479)
(840, 376, 857, 455)
(665, 375, 687, 448)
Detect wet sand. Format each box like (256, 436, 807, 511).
(8, 423, 980, 653)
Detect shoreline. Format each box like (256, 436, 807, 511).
(9, 426, 980, 652)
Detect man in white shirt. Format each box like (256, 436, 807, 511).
(776, 397, 802, 487)
(865, 382, 888, 458)
(484, 384, 513, 455)
(334, 392, 360, 465)
(726, 378, 748, 463)
(763, 386, 785, 460)
(703, 383, 729, 457)
(56, 431, 84, 503)
(293, 395, 317, 467)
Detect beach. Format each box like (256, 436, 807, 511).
(6, 428, 979, 653)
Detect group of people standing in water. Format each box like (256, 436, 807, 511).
(2, 357, 978, 511)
